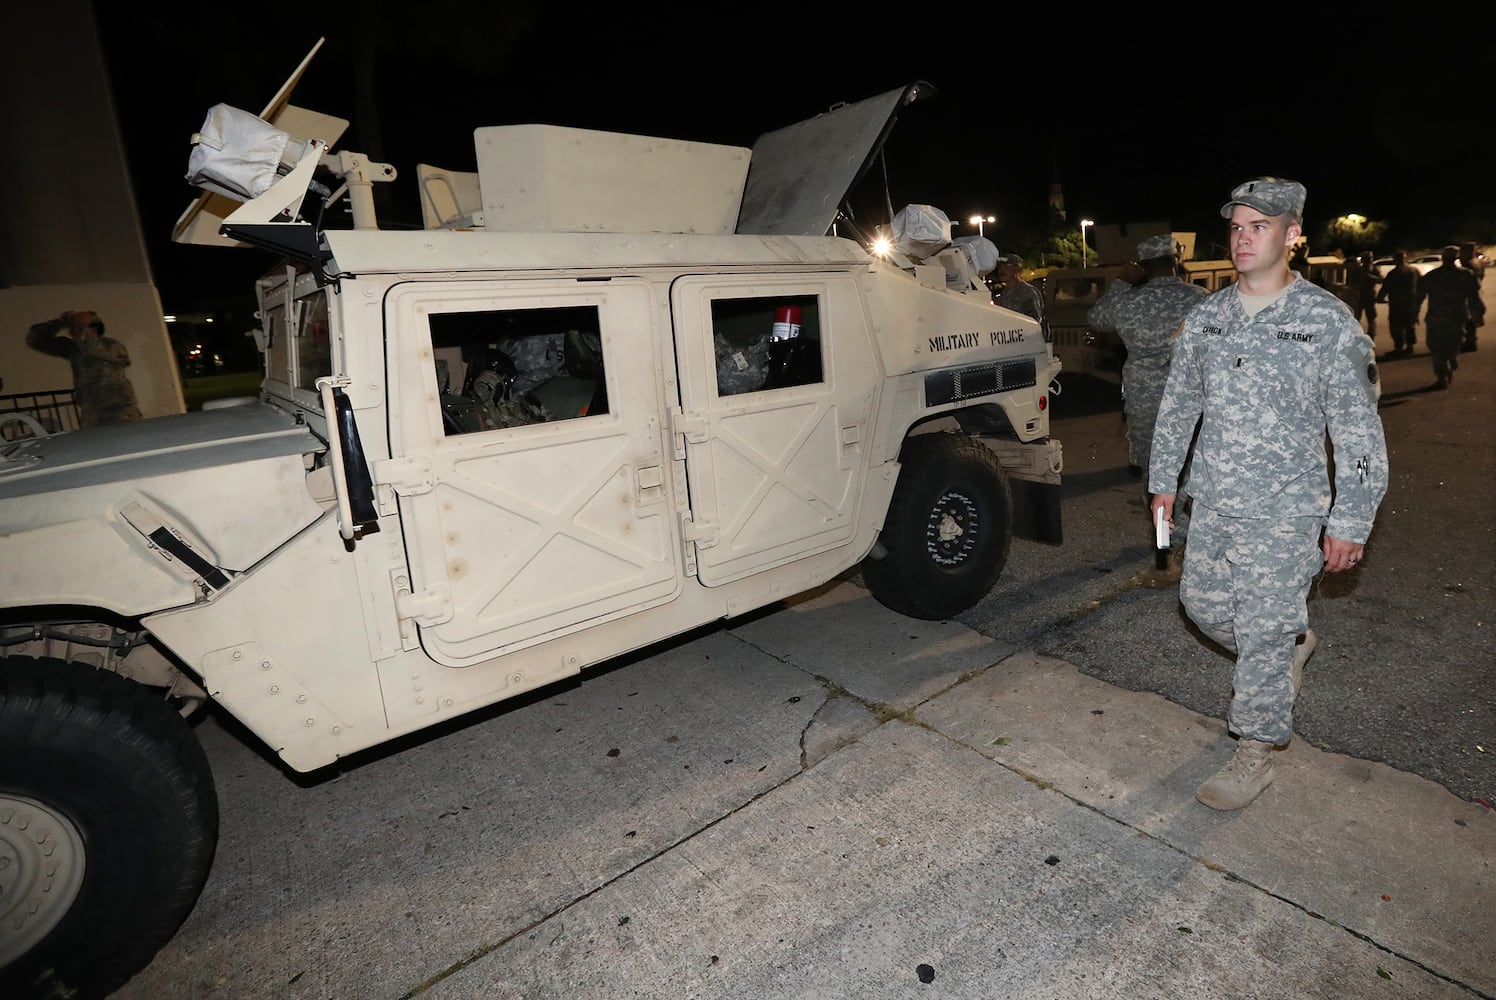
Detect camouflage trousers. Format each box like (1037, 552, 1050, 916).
(1178, 502, 1324, 745)
(1122, 364, 1168, 472)
(1125, 393, 1160, 471)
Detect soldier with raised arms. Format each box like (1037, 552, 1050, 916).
(1148, 177, 1388, 811)
(26, 309, 142, 428)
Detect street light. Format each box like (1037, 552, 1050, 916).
(969, 214, 996, 238)
(1080, 219, 1094, 268)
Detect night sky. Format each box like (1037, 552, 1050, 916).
(94, 3, 1496, 312)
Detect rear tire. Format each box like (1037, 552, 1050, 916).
(862, 434, 1013, 620)
(0, 658, 218, 1000)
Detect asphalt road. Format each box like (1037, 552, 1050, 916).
(951, 280, 1496, 808)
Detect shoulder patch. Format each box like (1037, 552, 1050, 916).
(1342, 339, 1380, 402)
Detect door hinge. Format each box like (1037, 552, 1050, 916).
(668, 407, 709, 459)
(395, 580, 452, 627)
(374, 454, 434, 496)
(680, 514, 717, 547)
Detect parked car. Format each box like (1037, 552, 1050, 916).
(1372, 253, 1442, 278)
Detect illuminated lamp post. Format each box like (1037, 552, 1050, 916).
(969, 214, 996, 238)
(1080, 219, 1094, 268)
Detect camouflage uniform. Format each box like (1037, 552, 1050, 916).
(503, 332, 568, 398)
(1417, 261, 1484, 385)
(1087, 274, 1207, 476)
(992, 279, 1044, 324)
(714, 331, 769, 395)
(26, 313, 142, 428)
(1149, 277, 1387, 745)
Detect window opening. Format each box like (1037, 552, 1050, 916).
(710, 294, 823, 396)
(428, 305, 608, 435)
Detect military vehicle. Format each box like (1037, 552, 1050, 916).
(0, 80, 1063, 997)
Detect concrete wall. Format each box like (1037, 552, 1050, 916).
(0, 1, 184, 415)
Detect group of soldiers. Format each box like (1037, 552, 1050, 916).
(1358, 245, 1485, 390)
(1089, 235, 1487, 486)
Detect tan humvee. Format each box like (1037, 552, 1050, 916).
(0, 80, 1063, 997)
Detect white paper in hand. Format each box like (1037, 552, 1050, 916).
(1155, 506, 1170, 549)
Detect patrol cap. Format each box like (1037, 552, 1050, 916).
(1219, 177, 1307, 220)
(1136, 234, 1175, 261)
(999, 253, 1024, 268)
(1442, 244, 1460, 260)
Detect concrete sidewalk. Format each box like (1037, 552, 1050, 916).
(115, 583, 1494, 999)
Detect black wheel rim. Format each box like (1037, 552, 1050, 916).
(924, 489, 980, 567)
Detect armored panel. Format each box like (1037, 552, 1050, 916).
(474, 125, 749, 235)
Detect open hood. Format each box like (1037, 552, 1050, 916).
(736, 81, 931, 237)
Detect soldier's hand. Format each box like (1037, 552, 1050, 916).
(1149, 493, 1175, 528)
(1323, 535, 1363, 573)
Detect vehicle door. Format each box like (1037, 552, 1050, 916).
(385, 278, 679, 666)
(670, 273, 879, 586)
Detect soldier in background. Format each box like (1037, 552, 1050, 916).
(1346, 251, 1381, 337)
(1458, 242, 1485, 352)
(1375, 250, 1421, 357)
(26, 310, 142, 428)
(1087, 233, 1208, 583)
(1417, 245, 1485, 389)
(1149, 177, 1387, 812)
(1288, 241, 1310, 278)
(991, 254, 1044, 326)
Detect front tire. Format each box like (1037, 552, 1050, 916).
(0, 658, 218, 1000)
(862, 433, 1013, 620)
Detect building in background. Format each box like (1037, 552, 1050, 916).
(0, 1, 184, 421)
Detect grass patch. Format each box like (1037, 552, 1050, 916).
(182, 372, 263, 411)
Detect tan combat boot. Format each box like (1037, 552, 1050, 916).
(1196, 739, 1276, 810)
(1291, 629, 1317, 698)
